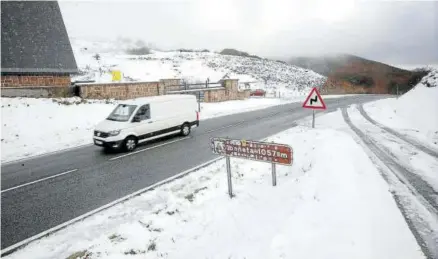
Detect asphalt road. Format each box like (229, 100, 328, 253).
(1, 95, 388, 249)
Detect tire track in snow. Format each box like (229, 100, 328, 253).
(342, 107, 438, 213)
(342, 107, 438, 259)
(358, 104, 438, 159)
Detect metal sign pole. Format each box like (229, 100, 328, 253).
(312, 110, 315, 128)
(198, 91, 201, 112)
(272, 162, 277, 186)
(226, 156, 233, 198)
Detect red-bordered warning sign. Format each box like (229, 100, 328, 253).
(302, 87, 326, 110)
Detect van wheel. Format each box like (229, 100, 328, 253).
(124, 136, 137, 151)
(181, 123, 191, 136)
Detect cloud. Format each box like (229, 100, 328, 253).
(59, 0, 438, 64)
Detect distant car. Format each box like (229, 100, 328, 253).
(93, 95, 199, 151)
(250, 89, 266, 97)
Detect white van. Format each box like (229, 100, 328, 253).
(93, 95, 199, 151)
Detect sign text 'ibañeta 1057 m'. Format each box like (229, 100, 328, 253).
(210, 137, 293, 165)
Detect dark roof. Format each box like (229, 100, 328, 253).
(1, 1, 78, 74)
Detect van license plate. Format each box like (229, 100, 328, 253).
(95, 140, 103, 145)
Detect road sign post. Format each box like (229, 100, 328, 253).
(198, 91, 201, 112)
(302, 87, 327, 128)
(226, 156, 233, 198)
(272, 162, 277, 186)
(210, 137, 293, 197)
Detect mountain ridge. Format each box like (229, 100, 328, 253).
(289, 54, 428, 94)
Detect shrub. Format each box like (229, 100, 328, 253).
(177, 48, 194, 52)
(388, 70, 429, 94)
(342, 74, 374, 87)
(219, 48, 261, 59)
(177, 48, 210, 53)
(93, 53, 101, 61)
(125, 46, 151, 55)
(408, 70, 428, 87)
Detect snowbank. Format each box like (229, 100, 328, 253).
(1, 98, 113, 162)
(364, 69, 438, 146)
(5, 114, 423, 259)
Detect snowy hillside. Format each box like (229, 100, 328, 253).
(364, 68, 438, 145)
(71, 38, 326, 93)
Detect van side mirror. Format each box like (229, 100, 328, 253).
(132, 116, 141, 123)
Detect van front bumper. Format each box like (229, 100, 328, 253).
(93, 138, 123, 149)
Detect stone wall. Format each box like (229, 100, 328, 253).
(204, 89, 227, 102)
(77, 78, 250, 102)
(160, 78, 181, 92)
(1, 74, 71, 87)
(79, 81, 161, 99)
(204, 79, 251, 102)
(1, 74, 251, 101)
(1, 86, 73, 98)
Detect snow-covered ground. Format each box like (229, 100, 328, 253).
(4, 111, 424, 259)
(71, 38, 326, 94)
(364, 69, 438, 147)
(348, 104, 438, 192)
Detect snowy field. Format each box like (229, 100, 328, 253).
(1, 94, 351, 163)
(4, 111, 424, 259)
(364, 69, 438, 148)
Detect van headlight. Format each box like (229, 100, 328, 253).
(108, 130, 121, 136)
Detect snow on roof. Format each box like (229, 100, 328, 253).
(120, 94, 196, 105)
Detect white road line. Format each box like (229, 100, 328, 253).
(1, 169, 78, 194)
(0, 157, 222, 257)
(203, 121, 246, 134)
(109, 137, 191, 161)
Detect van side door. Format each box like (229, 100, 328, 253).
(131, 104, 158, 141)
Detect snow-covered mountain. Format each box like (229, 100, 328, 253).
(71, 38, 326, 93)
(417, 67, 438, 88)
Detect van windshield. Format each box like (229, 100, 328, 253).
(107, 104, 137, 122)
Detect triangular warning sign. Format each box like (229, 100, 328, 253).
(302, 87, 326, 110)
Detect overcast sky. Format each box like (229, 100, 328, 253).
(59, 0, 438, 65)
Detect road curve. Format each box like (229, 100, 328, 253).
(1, 95, 386, 249)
